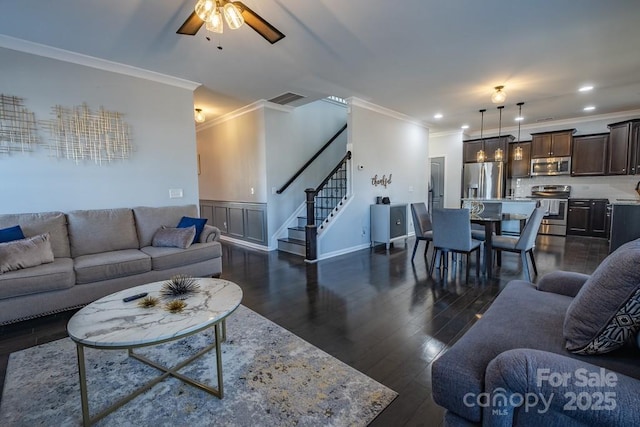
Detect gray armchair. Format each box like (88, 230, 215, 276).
(432, 240, 640, 427)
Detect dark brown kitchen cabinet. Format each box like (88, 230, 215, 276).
(567, 199, 608, 238)
(507, 141, 531, 178)
(607, 119, 640, 175)
(463, 135, 514, 163)
(530, 130, 574, 158)
(571, 133, 608, 176)
(463, 140, 484, 163)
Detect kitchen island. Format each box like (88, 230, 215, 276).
(609, 200, 640, 252)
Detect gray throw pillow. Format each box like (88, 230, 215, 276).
(151, 226, 196, 249)
(0, 233, 55, 274)
(563, 239, 640, 355)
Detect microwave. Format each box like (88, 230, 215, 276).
(530, 157, 571, 176)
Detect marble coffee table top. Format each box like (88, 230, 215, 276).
(67, 278, 243, 349)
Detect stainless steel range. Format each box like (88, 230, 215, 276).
(529, 184, 571, 236)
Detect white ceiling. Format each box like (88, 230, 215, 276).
(1, 0, 640, 133)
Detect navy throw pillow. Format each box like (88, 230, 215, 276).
(176, 216, 207, 244)
(0, 225, 25, 243)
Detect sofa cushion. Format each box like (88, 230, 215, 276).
(564, 239, 640, 355)
(140, 241, 222, 271)
(152, 226, 196, 249)
(0, 258, 75, 299)
(67, 208, 139, 257)
(177, 216, 207, 244)
(132, 205, 199, 248)
(0, 211, 70, 258)
(0, 234, 55, 274)
(74, 249, 151, 284)
(0, 225, 25, 243)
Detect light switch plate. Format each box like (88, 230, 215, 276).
(169, 188, 183, 198)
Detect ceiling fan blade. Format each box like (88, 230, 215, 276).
(177, 11, 205, 35)
(234, 1, 285, 44)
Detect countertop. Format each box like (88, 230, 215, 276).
(461, 198, 536, 203)
(610, 199, 640, 205)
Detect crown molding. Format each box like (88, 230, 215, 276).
(466, 108, 640, 138)
(0, 35, 200, 91)
(430, 129, 465, 138)
(348, 97, 429, 129)
(197, 100, 294, 131)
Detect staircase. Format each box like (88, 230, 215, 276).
(277, 152, 350, 257)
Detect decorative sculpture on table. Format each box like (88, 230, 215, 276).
(161, 275, 200, 299)
(463, 200, 485, 216)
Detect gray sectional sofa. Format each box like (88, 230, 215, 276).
(0, 205, 222, 325)
(431, 240, 640, 426)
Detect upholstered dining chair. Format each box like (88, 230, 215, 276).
(410, 202, 433, 263)
(430, 208, 482, 284)
(490, 207, 546, 281)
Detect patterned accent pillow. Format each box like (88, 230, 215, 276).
(152, 226, 196, 249)
(564, 239, 640, 354)
(0, 233, 55, 274)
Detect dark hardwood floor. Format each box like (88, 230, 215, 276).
(0, 235, 609, 426)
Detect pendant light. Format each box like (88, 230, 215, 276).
(514, 102, 524, 161)
(476, 109, 486, 162)
(495, 105, 504, 162)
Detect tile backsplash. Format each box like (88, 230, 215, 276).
(510, 175, 640, 201)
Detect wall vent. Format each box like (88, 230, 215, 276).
(536, 117, 554, 122)
(268, 92, 305, 105)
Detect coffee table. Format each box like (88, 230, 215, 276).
(67, 278, 243, 426)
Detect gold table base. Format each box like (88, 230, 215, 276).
(75, 320, 227, 426)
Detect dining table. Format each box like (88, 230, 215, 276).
(471, 212, 529, 278)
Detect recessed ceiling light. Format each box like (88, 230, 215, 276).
(583, 106, 596, 111)
(461, 124, 469, 129)
(579, 86, 594, 92)
(434, 113, 443, 119)
(514, 116, 524, 121)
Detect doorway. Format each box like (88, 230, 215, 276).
(430, 156, 445, 212)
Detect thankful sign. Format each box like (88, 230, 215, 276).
(371, 174, 392, 188)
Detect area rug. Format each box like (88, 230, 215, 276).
(0, 305, 396, 426)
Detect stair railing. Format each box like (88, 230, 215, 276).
(305, 151, 351, 261)
(276, 124, 347, 194)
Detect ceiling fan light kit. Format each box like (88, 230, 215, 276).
(178, 0, 285, 45)
(223, 2, 244, 29)
(205, 9, 224, 33)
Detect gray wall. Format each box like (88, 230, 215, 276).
(318, 99, 430, 257)
(0, 48, 199, 214)
(265, 101, 348, 246)
(197, 109, 267, 203)
(197, 100, 348, 248)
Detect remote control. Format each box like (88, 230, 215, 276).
(123, 292, 148, 302)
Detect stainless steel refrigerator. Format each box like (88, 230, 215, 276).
(462, 162, 505, 199)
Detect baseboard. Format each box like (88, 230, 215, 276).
(219, 235, 271, 251)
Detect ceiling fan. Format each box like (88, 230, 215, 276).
(177, 0, 285, 45)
